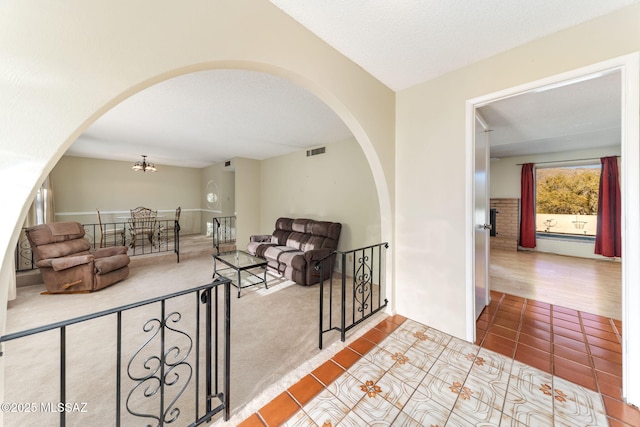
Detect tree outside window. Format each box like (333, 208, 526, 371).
(535, 165, 600, 236)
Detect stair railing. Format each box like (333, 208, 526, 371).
(0, 277, 232, 425)
(317, 242, 389, 349)
(212, 216, 236, 254)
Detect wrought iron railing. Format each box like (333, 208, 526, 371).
(14, 230, 34, 272)
(212, 216, 236, 255)
(15, 220, 181, 272)
(318, 243, 389, 349)
(0, 278, 232, 426)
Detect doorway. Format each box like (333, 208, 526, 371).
(481, 67, 621, 317)
(466, 53, 640, 406)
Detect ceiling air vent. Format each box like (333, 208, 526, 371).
(224, 161, 231, 167)
(306, 147, 326, 157)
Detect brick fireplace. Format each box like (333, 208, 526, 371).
(490, 198, 519, 251)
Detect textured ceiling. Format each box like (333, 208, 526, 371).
(68, 1, 638, 167)
(270, 0, 640, 91)
(479, 70, 622, 158)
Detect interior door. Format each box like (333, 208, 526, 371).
(474, 114, 490, 320)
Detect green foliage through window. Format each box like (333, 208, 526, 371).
(536, 166, 600, 215)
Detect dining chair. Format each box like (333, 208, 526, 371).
(96, 209, 125, 248)
(128, 207, 158, 248)
(130, 206, 154, 218)
(157, 207, 181, 246)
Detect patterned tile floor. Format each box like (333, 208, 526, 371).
(238, 292, 640, 426)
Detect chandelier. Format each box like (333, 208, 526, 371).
(132, 155, 157, 172)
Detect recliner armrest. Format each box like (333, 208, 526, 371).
(37, 254, 94, 272)
(94, 254, 130, 275)
(304, 249, 335, 264)
(95, 246, 129, 258)
(250, 234, 273, 243)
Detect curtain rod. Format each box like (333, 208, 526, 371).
(516, 155, 619, 166)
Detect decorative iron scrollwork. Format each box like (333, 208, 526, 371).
(16, 237, 34, 270)
(354, 254, 372, 313)
(127, 311, 193, 426)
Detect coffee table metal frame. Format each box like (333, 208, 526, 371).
(212, 250, 268, 298)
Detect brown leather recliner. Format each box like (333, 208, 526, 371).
(25, 222, 130, 294)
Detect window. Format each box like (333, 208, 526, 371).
(535, 164, 600, 237)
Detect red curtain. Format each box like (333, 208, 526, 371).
(595, 156, 622, 257)
(519, 163, 536, 248)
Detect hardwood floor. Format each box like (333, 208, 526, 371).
(489, 248, 622, 320)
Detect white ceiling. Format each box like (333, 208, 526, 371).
(479, 70, 622, 158)
(68, 0, 638, 168)
(71, 70, 354, 168)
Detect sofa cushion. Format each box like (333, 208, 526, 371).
(35, 239, 92, 261)
(285, 232, 306, 250)
(301, 235, 325, 251)
(275, 217, 294, 230)
(311, 221, 342, 241)
(291, 219, 311, 233)
(263, 246, 305, 268)
(247, 240, 265, 256)
(278, 250, 306, 271)
(271, 229, 292, 245)
(26, 222, 86, 245)
(263, 245, 295, 261)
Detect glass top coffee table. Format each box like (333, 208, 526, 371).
(212, 250, 268, 298)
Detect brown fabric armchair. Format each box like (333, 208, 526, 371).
(25, 222, 130, 294)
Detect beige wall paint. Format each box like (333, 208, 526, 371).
(396, 4, 640, 339)
(257, 139, 381, 252)
(233, 158, 262, 247)
(50, 156, 203, 234)
(49, 141, 378, 250)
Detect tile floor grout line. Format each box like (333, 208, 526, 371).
(578, 310, 602, 397)
(513, 297, 526, 359)
(610, 317, 622, 344)
(498, 342, 517, 423)
(399, 322, 439, 426)
(549, 303, 559, 425)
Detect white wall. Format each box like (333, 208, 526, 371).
(396, 4, 640, 340)
(256, 139, 381, 252)
(490, 146, 621, 259)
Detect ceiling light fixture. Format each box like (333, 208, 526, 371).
(132, 155, 157, 172)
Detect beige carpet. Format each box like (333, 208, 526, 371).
(4, 253, 385, 426)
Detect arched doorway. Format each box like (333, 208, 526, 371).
(0, 1, 396, 413)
